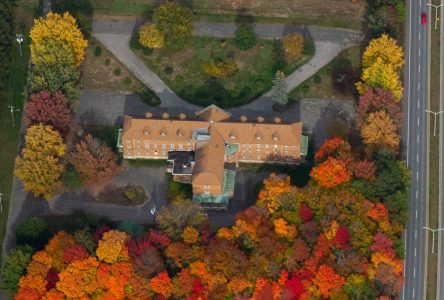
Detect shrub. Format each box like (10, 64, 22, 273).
(202, 59, 238, 78)
(234, 24, 257, 50)
(139, 23, 164, 49)
(123, 77, 132, 85)
(16, 216, 49, 248)
(1, 245, 33, 296)
(94, 46, 102, 57)
(164, 65, 174, 74)
(114, 68, 121, 75)
(137, 88, 161, 106)
(122, 184, 147, 205)
(283, 33, 304, 60)
(254, 78, 267, 91)
(313, 75, 322, 84)
(104, 58, 110, 65)
(63, 166, 83, 188)
(301, 84, 310, 94)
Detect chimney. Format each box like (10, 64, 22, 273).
(273, 117, 282, 124)
(162, 112, 170, 119)
(256, 116, 264, 123)
(178, 113, 186, 120)
(145, 112, 153, 119)
(240, 115, 247, 122)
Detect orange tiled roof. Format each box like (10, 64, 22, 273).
(195, 104, 232, 122)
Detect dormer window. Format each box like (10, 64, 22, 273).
(161, 132, 167, 136)
(272, 131, 280, 141)
(176, 128, 184, 137)
(256, 136, 262, 140)
(273, 136, 278, 141)
(230, 135, 236, 139)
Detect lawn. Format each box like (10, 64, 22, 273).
(81, 38, 144, 91)
(91, 0, 365, 30)
(0, 0, 37, 267)
(289, 46, 362, 102)
(132, 36, 313, 107)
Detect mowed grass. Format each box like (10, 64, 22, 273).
(0, 0, 37, 267)
(289, 46, 361, 102)
(426, 19, 440, 300)
(133, 36, 312, 107)
(91, 0, 365, 30)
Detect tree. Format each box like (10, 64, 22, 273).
(313, 265, 345, 298)
(30, 12, 87, 66)
(150, 271, 172, 298)
(156, 198, 207, 240)
(73, 228, 95, 254)
(355, 88, 402, 129)
(283, 33, 304, 60)
(15, 124, 66, 200)
(16, 216, 49, 248)
(96, 230, 129, 263)
(271, 70, 288, 106)
(356, 57, 403, 101)
(362, 34, 404, 71)
(310, 157, 352, 188)
(70, 134, 119, 186)
(182, 226, 199, 244)
(234, 24, 257, 50)
(1, 246, 33, 296)
(353, 160, 377, 182)
(63, 244, 89, 264)
(153, 2, 193, 50)
(139, 23, 164, 49)
(360, 111, 400, 154)
(25, 90, 72, 137)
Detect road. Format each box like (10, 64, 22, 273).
(402, 0, 429, 298)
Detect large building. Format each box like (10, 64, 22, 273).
(119, 105, 308, 209)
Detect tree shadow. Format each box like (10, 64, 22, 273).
(51, 0, 94, 38)
(235, 7, 255, 26)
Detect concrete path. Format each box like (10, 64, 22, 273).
(92, 19, 363, 111)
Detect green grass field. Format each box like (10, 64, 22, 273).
(0, 0, 37, 267)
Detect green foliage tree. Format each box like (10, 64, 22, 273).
(153, 2, 193, 50)
(234, 24, 257, 50)
(271, 70, 288, 106)
(156, 198, 207, 240)
(16, 216, 49, 248)
(74, 228, 96, 254)
(1, 245, 33, 296)
(0, 0, 15, 90)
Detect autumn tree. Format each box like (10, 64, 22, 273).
(70, 134, 119, 186)
(1, 246, 33, 296)
(96, 230, 129, 263)
(150, 271, 172, 298)
(156, 198, 207, 240)
(182, 226, 199, 244)
(313, 264, 345, 298)
(362, 34, 404, 71)
(355, 88, 402, 129)
(271, 70, 288, 106)
(25, 90, 72, 137)
(139, 23, 164, 49)
(356, 57, 403, 100)
(310, 157, 352, 188)
(15, 124, 66, 200)
(30, 12, 87, 66)
(360, 111, 400, 154)
(283, 33, 304, 60)
(153, 2, 193, 50)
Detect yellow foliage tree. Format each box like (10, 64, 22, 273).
(257, 174, 291, 214)
(217, 227, 235, 240)
(15, 124, 66, 200)
(356, 57, 403, 101)
(360, 111, 400, 154)
(362, 34, 404, 71)
(30, 12, 87, 66)
(181, 226, 199, 244)
(273, 218, 297, 238)
(282, 33, 304, 60)
(139, 23, 164, 49)
(96, 230, 129, 263)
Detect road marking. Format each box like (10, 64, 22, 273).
(417, 153, 419, 162)
(417, 135, 420, 143)
(418, 82, 421, 90)
(415, 229, 418, 239)
(419, 32, 421, 40)
(414, 267, 416, 277)
(413, 288, 415, 298)
(419, 48, 421, 56)
(419, 64, 421, 73)
(416, 171, 419, 180)
(416, 190, 418, 199)
(418, 117, 420, 125)
(416, 209, 418, 218)
(415, 248, 417, 257)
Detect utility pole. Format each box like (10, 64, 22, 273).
(425, 110, 444, 136)
(8, 105, 20, 127)
(423, 227, 444, 253)
(427, 1, 444, 30)
(16, 33, 23, 57)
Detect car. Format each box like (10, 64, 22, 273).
(421, 12, 427, 24)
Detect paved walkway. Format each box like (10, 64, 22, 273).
(92, 19, 362, 111)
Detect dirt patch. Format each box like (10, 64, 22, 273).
(81, 38, 144, 91)
(96, 184, 148, 206)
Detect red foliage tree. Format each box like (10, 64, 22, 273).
(333, 227, 351, 249)
(93, 226, 111, 243)
(45, 268, 59, 290)
(127, 236, 152, 257)
(25, 90, 72, 137)
(148, 229, 171, 248)
(315, 137, 352, 163)
(283, 275, 305, 299)
(70, 134, 119, 186)
(299, 203, 314, 222)
(310, 157, 352, 188)
(355, 88, 403, 129)
(371, 232, 396, 257)
(63, 244, 89, 264)
(293, 238, 311, 262)
(353, 160, 377, 182)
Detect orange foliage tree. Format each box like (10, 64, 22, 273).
(96, 230, 129, 263)
(313, 264, 345, 298)
(310, 157, 352, 188)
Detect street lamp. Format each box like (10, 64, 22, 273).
(427, 2, 444, 30)
(423, 227, 444, 253)
(150, 203, 157, 224)
(8, 105, 20, 127)
(16, 33, 23, 56)
(425, 110, 444, 136)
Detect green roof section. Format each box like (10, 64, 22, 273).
(117, 128, 123, 152)
(225, 143, 239, 156)
(301, 135, 309, 156)
(193, 169, 236, 205)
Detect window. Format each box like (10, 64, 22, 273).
(204, 185, 210, 189)
(145, 142, 150, 149)
(274, 144, 278, 149)
(161, 144, 166, 149)
(127, 144, 131, 149)
(265, 144, 269, 149)
(204, 190, 210, 195)
(136, 149, 141, 154)
(257, 144, 261, 148)
(154, 144, 158, 149)
(178, 144, 184, 150)
(160, 132, 166, 136)
(154, 150, 158, 155)
(170, 144, 175, 150)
